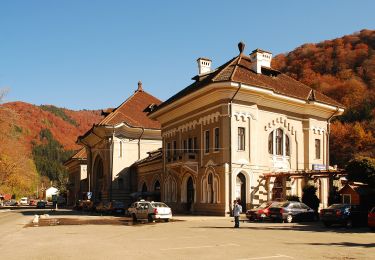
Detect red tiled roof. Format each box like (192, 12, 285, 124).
(99, 89, 162, 129)
(153, 54, 343, 113)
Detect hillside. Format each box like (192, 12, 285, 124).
(2, 101, 103, 151)
(0, 100, 103, 197)
(272, 29, 375, 166)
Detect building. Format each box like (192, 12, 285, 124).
(77, 82, 162, 204)
(148, 42, 345, 215)
(64, 148, 88, 205)
(45, 187, 59, 201)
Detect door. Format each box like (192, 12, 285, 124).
(187, 177, 194, 211)
(236, 173, 246, 211)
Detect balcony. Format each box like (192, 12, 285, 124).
(167, 152, 198, 163)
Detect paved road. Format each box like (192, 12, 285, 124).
(0, 209, 374, 260)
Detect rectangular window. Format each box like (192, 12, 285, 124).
(167, 143, 171, 161)
(173, 140, 177, 157)
(342, 194, 351, 204)
(188, 138, 193, 153)
(238, 127, 245, 151)
(183, 140, 187, 153)
(205, 130, 210, 153)
(315, 139, 321, 159)
(214, 128, 220, 151)
(193, 137, 198, 153)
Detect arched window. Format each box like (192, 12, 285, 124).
(142, 182, 147, 192)
(285, 135, 290, 156)
(94, 156, 104, 179)
(268, 128, 290, 157)
(208, 173, 213, 203)
(268, 132, 273, 154)
(275, 128, 283, 155)
(154, 180, 160, 191)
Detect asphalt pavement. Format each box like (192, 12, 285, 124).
(0, 208, 374, 260)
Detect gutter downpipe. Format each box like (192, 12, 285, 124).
(78, 138, 92, 197)
(109, 127, 115, 202)
(326, 107, 340, 171)
(229, 82, 242, 215)
(326, 107, 340, 206)
(138, 127, 145, 160)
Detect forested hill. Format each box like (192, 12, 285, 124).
(3, 101, 103, 151)
(272, 29, 375, 167)
(0, 101, 103, 196)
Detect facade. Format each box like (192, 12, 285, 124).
(148, 43, 345, 215)
(77, 82, 162, 204)
(64, 148, 88, 205)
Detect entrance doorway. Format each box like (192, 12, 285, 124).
(236, 173, 246, 211)
(272, 177, 283, 200)
(187, 177, 194, 212)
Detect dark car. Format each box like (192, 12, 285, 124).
(4, 199, 18, 206)
(36, 200, 47, 209)
(320, 204, 367, 228)
(246, 201, 279, 221)
(109, 201, 125, 215)
(368, 207, 375, 231)
(268, 201, 317, 223)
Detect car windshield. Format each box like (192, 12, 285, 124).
(271, 202, 288, 208)
(328, 204, 347, 209)
(371, 207, 375, 213)
(257, 202, 272, 209)
(151, 202, 168, 208)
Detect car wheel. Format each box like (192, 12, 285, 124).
(148, 214, 154, 223)
(323, 222, 332, 227)
(164, 219, 170, 222)
(346, 219, 353, 228)
(286, 214, 293, 223)
(132, 213, 137, 222)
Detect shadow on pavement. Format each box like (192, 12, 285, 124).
(193, 222, 372, 234)
(287, 242, 375, 248)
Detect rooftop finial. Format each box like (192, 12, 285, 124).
(137, 81, 143, 92)
(238, 41, 245, 54)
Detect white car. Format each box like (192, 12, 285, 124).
(128, 200, 172, 222)
(19, 197, 28, 206)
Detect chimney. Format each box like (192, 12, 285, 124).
(197, 57, 212, 75)
(249, 49, 273, 74)
(136, 81, 143, 92)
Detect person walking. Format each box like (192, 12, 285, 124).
(233, 199, 242, 228)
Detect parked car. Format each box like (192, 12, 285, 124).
(36, 200, 47, 209)
(128, 200, 172, 222)
(368, 207, 375, 231)
(109, 201, 125, 215)
(268, 201, 317, 223)
(19, 197, 28, 206)
(4, 199, 18, 206)
(246, 201, 279, 221)
(29, 199, 37, 206)
(320, 204, 367, 228)
(95, 201, 111, 214)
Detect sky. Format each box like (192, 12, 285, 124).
(0, 0, 374, 110)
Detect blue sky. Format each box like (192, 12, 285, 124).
(1, 0, 374, 110)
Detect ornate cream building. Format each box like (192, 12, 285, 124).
(147, 43, 345, 215)
(77, 82, 162, 204)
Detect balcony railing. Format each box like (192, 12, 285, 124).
(167, 151, 198, 163)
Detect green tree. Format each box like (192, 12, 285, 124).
(32, 129, 73, 191)
(346, 157, 375, 188)
(302, 185, 320, 212)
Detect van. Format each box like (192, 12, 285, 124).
(20, 197, 28, 205)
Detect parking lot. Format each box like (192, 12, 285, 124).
(0, 208, 374, 259)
